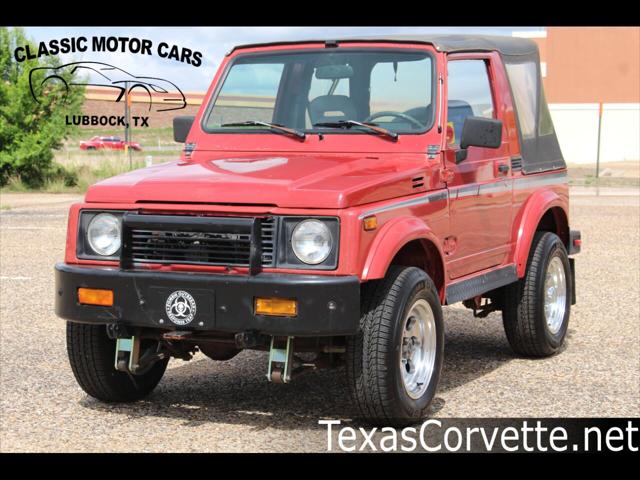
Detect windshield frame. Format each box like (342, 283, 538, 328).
(200, 47, 437, 137)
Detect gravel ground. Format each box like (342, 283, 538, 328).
(0, 190, 638, 452)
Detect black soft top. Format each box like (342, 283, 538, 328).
(230, 34, 565, 174)
(229, 34, 538, 57)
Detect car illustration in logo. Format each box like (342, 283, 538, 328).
(29, 61, 187, 112)
(165, 290, 197, 326)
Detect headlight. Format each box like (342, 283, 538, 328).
(87, 213, 121, 256)
(291, 219, 333, 265)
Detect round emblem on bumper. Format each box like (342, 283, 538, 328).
(165, 290, 197, 326)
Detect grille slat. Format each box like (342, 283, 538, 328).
(127, 216, 276, 267)
(130, 247, 249, 258)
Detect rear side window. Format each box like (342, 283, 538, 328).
(505, 62, 538, 139)
(446, 59, 494, 144)
(538, 85, 555, 136)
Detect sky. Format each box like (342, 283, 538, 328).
(21, 27, 544, 92)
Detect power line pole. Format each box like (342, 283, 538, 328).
(123, 82, 132, 169)
(595, 102, 603, 182)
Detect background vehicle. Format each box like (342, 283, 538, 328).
(55, 35, 580, 427)
(79, 136, 142, 151)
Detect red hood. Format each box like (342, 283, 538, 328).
(85, 152, 432, 209)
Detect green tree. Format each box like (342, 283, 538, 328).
(0, 27, 84, 187)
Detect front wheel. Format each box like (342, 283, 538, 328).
(66, 323, 168, 402)
(502, 232, 572, 357)
(346, 266, 444, 427)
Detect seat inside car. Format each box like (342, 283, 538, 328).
(309, 95, 357, 124)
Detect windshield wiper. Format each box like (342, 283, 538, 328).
(313, 120, 398, 142)
(221, 120, 306, 140)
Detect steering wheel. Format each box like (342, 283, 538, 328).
(364, 111, 424, 129)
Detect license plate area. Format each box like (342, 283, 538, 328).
(144, 286, 215, 329)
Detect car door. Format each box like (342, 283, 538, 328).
(443, 53, 513, 280)
(109, 137, 122, 149)
(99, 137, 112, 149)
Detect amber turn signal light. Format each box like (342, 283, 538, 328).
(78, 288, 113, 306)
(363, 215, 377, 231)
(255, 297, 297, 317)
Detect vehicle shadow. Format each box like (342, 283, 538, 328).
(80, 310, 525, 430)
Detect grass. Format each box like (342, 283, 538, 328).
(570, 175, 640, 188)
(2, 137, 182, 194)
(1, 157, 159, 194)
(1, 176, 31, 193)
(2, 126, 180, 194)
(567, 161, 640, 188)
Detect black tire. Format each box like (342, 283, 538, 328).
(66, 323, 168, 402)
(502, 232, 572, 357)
(346, 266, 444, 427)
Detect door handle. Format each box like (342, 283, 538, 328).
(497, 164, 510, 175)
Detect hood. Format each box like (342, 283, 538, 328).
(85, 152, 431, 209)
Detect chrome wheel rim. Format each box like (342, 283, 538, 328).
(400, 299, 437, 399)
(544, 256, 567, 334)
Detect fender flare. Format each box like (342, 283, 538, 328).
(513, 189, 568, 277)
(361, 215, 446, 293)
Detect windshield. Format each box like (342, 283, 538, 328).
(204, 49, 434, 135)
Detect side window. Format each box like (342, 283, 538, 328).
(538, 83, 554, 136)
(447, 59, 494, 145)
(206, 63, 284, 127)
(505, 61, 538, 139)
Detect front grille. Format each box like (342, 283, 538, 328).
(124, 215, 276, 268)
(130, 229, 252, 265)
(260, 216, 276, 266)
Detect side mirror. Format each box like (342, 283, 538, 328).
(173, 116, 195, 143)
(456, 116, 503, 163)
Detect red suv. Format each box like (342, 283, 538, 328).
(56, 35, 580, 426)
(79, 136, 141, 151)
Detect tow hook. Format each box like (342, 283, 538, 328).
(267, 336, 295, 383)
(115, 331, 196, 375)
(267, 336, 320, 383)
(114, 336, 141, 373)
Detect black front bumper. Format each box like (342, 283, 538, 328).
(55, 263, 360, 336)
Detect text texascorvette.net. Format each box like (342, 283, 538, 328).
(318, 420, 639, 453)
